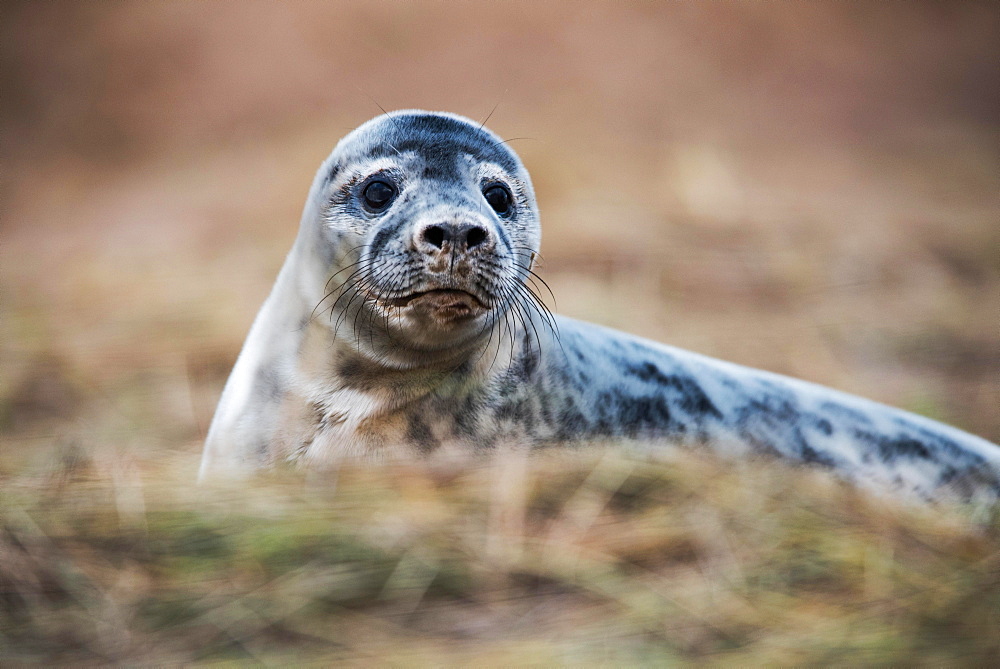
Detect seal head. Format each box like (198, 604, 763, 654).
(305, 111, 540, 366)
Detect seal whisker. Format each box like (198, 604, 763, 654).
(470, 300, 503, 373)
(476, 261, 547, 330)
(489, 273, 537, 368)
(361, 93, 404, 156)
(322, 258, 365, 297)
(492, 267, 559, 343)
(492, 137, 534, 147)
(346, 277, 375, 344)
(504, 275, 561, 364)
(513, 275, 560, 340)
(366, 269, 398, 352)
(482, 280, 519, 377)
(354, 262, 410, 347)
(311, 255, 372, 324)
(323, 244, 369, 289)
(325, 256, 377, 313)
(509, 292, 536, 370)
(331, 270, 374, 335)
(501, 277, 547, 361)
(358, 262, 393, 345)
(511, 259, 559, 310)
(371, 266, 416, 349)
(478, 93, 505, 130)
(312, 251, 370, 314)
(334, 259, 403, 339)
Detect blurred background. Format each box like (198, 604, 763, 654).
(3, 0, 999, 471)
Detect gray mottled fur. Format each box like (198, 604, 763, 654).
(200, 110, 1000, 503)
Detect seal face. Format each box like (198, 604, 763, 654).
(314, 112, 540, 365)
(200, 110, 1000, 503)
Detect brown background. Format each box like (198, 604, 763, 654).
(3, 1, 998, 470)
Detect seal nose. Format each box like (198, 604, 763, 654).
(418, 222, 490, 252)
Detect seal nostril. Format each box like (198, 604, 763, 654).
(422, 225, 446, 249)
(466, 226, 488, 249)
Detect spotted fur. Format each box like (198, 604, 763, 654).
(199, 110, 1000, 503)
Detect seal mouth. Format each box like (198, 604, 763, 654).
(383, 289, 487, 314)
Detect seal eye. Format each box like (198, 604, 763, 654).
(483, 184, 513, 217)
(362, 180, 396, 210)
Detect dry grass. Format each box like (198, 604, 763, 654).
(3, 447, 999, 664)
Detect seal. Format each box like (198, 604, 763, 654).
(199, 110, 1000, 502)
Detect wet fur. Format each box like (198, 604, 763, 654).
(200, 111, 1000, 503)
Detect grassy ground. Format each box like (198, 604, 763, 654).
(2, 3, 998, 664)
(3, 447, 999, 664)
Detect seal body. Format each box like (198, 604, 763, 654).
(200, 110, 1000, 502)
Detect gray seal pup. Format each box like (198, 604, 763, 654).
(199, 110, 1000, 502)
